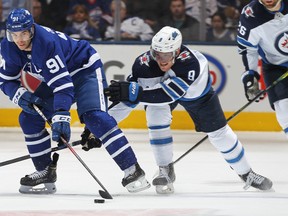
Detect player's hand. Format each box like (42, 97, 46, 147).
(51, 111, 71, 142)
(104, 81, 143, 104)
(80, 128, 102, 151)
(241, 70, 265, 102)
(11, 87, 43, 115)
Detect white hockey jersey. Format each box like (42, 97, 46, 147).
(237, 0, 288, 71)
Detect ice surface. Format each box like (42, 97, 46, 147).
(0, 128, 288, 216)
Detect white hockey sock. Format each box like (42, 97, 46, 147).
(208, 125, 251, 175)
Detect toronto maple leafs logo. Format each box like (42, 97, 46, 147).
(275, 32, 288, 56)
(244, 6, 255, 18)
(172, 31, 179, 40)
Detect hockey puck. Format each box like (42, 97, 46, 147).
(94, 199, 105, 203)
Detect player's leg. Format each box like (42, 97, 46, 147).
(74, 68, 150, 192)
(274, 98, 288, 138)
(146, 105, 175, 194)
(262, 64, 288, 138)
(18, 110, 58, 194)
(180, 90, 272, 190)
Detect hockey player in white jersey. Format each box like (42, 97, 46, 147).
(105, 26, 273, 192)
(237, 1, 288, 137)
(0, 8, 150, 194)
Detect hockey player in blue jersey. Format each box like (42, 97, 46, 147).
(0, 8, 150, 194)
(105, 26, 273, 192)
(238, 1, 288, 137)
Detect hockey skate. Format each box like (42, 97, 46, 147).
(152, 163, 175, 194)
(19, 153, 59, 194)
(239, 169, 273, 191)
(122, 163, 151, 193)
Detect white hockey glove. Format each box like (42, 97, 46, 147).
(241, 70, 265, 102)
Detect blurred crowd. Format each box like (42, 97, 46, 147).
(0, 0, 250, 43)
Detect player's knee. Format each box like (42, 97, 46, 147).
(82, 110, 118, 133)
(207, 125, 237, 150)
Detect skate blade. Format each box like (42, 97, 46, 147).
(125, 176, 151, 193)
(156, 183, 174, 194)
(19, 183, 57, 194)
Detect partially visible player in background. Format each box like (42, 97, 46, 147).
(237, 1, 288, 137)
(0, 8, 150, 194)
(104, 26, 273, 193)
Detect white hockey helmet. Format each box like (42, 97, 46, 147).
(151, 26, 182, 61)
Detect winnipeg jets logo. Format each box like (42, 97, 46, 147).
(139, 53, 150, 66)
(177, 50, 191, 61)
(244, 6, 255, 18)
(275, 32, 288, 56)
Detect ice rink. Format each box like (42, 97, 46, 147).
(0, 127, 288, 216)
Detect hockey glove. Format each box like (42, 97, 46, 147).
(11, 87, 43, 115)
(104, 81, 143, 104)
(241, 70, 265, 102)
(51, 111, 71, 142)
(80, 127, 102, 151)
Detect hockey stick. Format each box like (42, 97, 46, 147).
(0, 140, 81, 167)
(33, 105, 113, 200)
(174, 71, 288, 165)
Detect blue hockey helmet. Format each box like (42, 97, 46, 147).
(6, 8, 34, 42)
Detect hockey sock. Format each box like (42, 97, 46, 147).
(207, 125, 251, 175)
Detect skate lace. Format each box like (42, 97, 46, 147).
(244, 171, 264, 190)
(27, 168, 48, 180)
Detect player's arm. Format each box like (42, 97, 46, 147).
(237, 13, 263, 102)
(105, 76, 189, 106)
(42, 46, 74, 142)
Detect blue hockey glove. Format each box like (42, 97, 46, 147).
(51, 111, 71, 142)
(241, 70, 265, 102)
(104, 81, 143, 104)
(11, 87, 43, 115)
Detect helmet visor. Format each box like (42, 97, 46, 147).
(151, 50, 174, 62)
(6, 28, 34, 42)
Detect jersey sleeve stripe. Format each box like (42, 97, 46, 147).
(47, 71, 70, 86)
(53, 83, 74, 93)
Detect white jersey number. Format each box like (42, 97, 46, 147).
(46, 55, 65, 73)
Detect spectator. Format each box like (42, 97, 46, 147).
(0, 0, 5, 39)
(39, 0, 70, 31)
(206, 12, 236, 43)
(100, 0, 154, 41)
(124, 0, 169, 32)
(63, 4, 101, 41)
(185, 0, 218, 26)
(217, 0, 241, 30)
(157, 0, 200, 41)
(2, 0, 26, 21)
(32, 0, 53, 27)
(68, 0, 112, 29)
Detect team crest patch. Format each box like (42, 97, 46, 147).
(275, 32, 288, 56)
(177, 50, 191, 61)
(139, 53, 150, 66)
(244, 6, 255, 18)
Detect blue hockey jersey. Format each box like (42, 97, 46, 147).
(237, 0, 288, 71)
(0, 23, 103, 111)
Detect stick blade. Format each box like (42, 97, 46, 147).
(99, 190, 113, 199)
